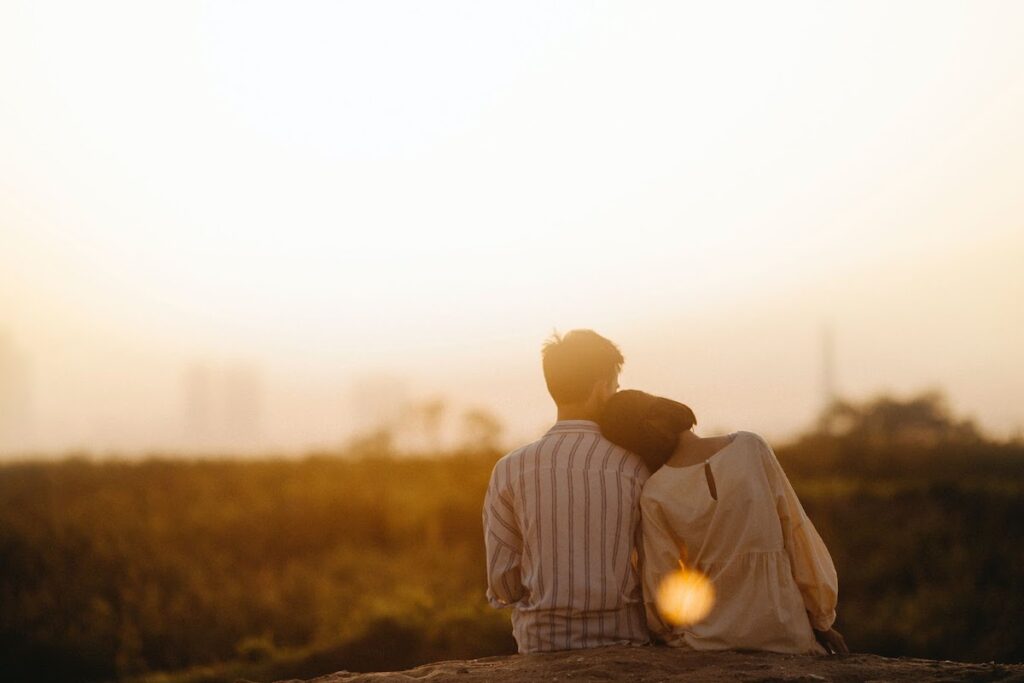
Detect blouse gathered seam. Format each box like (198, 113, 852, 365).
(699, 548, 787, 566)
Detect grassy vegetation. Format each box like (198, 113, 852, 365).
(1, 394, 1022, 682)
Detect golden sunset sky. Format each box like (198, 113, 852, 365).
(1, 1, 1022, 454)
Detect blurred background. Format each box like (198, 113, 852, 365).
(1, 1, 1022, 682)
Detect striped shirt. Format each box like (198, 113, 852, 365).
(482, 419, 651, 652)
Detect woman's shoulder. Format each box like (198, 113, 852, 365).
(732, 430, 771, 450)
(728, 432, 789, 485)
(724, 431, 777, 469)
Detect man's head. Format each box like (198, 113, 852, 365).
(542, 330, 624, 414)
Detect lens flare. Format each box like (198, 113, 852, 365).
(655, 565, 715, 626)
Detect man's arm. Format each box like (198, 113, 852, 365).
(482, 474, 525, 608)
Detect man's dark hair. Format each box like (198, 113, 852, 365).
(541, 329, 624, 405)
(599, 390, 697, 472)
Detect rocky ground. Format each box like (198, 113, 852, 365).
(273, 645, 1024, 682)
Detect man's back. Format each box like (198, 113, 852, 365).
(483, 419, 650, 652)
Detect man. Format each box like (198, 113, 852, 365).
(483, 329, 650, 652)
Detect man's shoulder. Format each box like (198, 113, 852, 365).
(552, 431, 648, 480)
(493, 432, 647, 480)
(496, 439, 539, 466)
(597, 437, 648, 477)
(488, 440, 538, 485)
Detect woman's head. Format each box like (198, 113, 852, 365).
(599, 390, 697, 472)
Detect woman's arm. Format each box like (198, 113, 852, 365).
(757, 436, 839, 633)
(640, 497, 684, 644)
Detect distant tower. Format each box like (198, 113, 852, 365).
(822, 324, 836, 406)
(0, 332, 32, 454)
(818, 324, 837, 432)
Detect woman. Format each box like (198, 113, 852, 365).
(599, 390, 848, 655)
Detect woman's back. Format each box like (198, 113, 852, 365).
(640, 431, 837, 654)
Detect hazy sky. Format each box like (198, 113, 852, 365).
(1, 1, 1022, 455)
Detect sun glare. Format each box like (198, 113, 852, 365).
(655, 562, 716, 627)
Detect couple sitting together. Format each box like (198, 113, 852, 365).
(483, 329, 848, 656)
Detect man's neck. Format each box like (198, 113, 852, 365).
(556, 406, 600, 422)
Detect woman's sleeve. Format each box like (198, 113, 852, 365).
(640, 496, 684, 644)
(759, 438, 839, 631)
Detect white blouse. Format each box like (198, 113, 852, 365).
(640, 431, 838, 654)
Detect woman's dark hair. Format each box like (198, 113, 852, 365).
(599, 390, 697, 472)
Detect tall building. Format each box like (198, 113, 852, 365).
(0, 332, 32, 454)
(223, 363, 262, 448)
(182, 363, 214, 446)
(181, 360, 263, 452)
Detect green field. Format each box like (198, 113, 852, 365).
(2, 396, 1023, 682)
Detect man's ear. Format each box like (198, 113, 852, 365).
(586, 377, 611, 407)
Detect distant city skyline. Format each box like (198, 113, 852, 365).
(0, 312, 1019, 458)
(181, 361, 263, 452)
(1, 3, 1022, 456)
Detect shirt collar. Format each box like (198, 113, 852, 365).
(545, 420, 602, 435)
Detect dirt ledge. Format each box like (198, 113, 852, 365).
(274, 644, 1024, 682)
